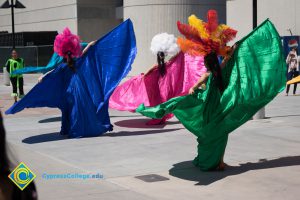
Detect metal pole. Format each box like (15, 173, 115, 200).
(11, 0, 15, 49)
(253, 0, 257, 29)
(36, 46, 39, 66)
(252, 0, 265, 119)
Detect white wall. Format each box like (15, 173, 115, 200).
(0, 0, 123, 42)
(124, 0, 227, 76)
(0, 0, 77, 34)
(77, 0, 122, 42)
(258, 0, 300, 36)
(227, 0, 300, 43)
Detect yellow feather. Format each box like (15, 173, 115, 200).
(188, 15, 209, 39)
(210, 25, 223, 42)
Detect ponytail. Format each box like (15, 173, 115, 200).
(157, 52, 166, 76)
(66, 52, 76, 72)
(204, 52, 224, 92)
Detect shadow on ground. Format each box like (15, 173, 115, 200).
(104, 128, 182, 137)
(39, 117, 61, 123)
(169, 156, 300, 186)
(22, 132, 67, 144)
(266, 114, 300, 119)
(38, 114, 140, 124)
(114, 118, 180, 129)
(22, 128, 181, 143)
(110, 115, 140, 118)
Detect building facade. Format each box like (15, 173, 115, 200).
(227, 0, 300, 43)
(0, 0, 122, 42)
(1, 0, 297, 75)
(124, 0, 226, 74)
(0, 0, 227, 75)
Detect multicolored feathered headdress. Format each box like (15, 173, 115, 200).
(177, 10, 237, 57)
(54, 27, 82, 59)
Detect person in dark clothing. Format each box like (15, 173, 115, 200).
(286, 48, 299, 96)
(0, 111, 38, 200)
(6, 49, 25, 102)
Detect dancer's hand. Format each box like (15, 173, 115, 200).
(89, 40, 96, 46)
(38, 76, 43, 83)
(82, 41, 97, 55)
(189, 86, 196, 95)
(144, 65, 157, 76)
(229, 43, 238, 56)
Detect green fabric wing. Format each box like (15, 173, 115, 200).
(137, 19, 286, 170)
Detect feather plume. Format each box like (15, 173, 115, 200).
(54, 27, 82, 59)
(176, 10, 237, 56)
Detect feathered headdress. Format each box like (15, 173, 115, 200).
(177, 10, 237, 56)
(54, 27, 82, 59)
(150, 33, 180, 57)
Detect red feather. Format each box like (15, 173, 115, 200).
(222, 28, 238, 44)
(177, 21, 201, 42)
(206, 10, 219, 33)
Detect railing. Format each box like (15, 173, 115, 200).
(0, 45, 54, 72)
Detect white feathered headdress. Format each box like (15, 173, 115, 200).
(150, 33, 180, 57)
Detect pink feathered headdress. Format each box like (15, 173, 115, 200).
(54, 27, 81, 58)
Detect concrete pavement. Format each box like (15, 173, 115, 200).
(1, 73, 300, 200)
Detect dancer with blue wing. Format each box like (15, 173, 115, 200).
(6, 19, 137, 138)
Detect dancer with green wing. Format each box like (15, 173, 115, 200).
(137, 10, 286, 171)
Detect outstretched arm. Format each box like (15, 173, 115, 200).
(82, 41, 96, 55)
(144, 64, 158, 76)
(5, 60, 10, 73)
(220, 44, 238, 69)
(189, 72, 210, 94)
(38, 69, 55, 83)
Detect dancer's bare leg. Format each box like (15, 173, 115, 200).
(215, 155, 226, 171)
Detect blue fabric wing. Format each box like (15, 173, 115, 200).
(12, 53, 63, 74)
(75, 19, 137, 113)
(5, 64, 65, 114)
(12, 43, 88, 75)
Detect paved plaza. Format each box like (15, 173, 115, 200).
(1, 73, 300, 200)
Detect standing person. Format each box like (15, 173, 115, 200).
(0, 112, 38, 200)
(6, 49, 25, 103)
(137, 12, 286, 171)
(144, 33, 179, 125)
(286, 48, 299, 96)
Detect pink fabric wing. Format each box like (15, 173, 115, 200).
(109, 52, 206, 112)
(109, 74, 149, 112)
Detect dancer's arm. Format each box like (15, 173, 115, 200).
(189, 72, 211, 94)
(220, 44, 238, 69)
(144, 65, 158, 76)
(38, 69, 55, 83)
(82, 41, 96, 55)
(286, 53, 291, 64)
(5, 60, 10, 73)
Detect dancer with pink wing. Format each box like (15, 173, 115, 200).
(110, 33, 206, 125)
